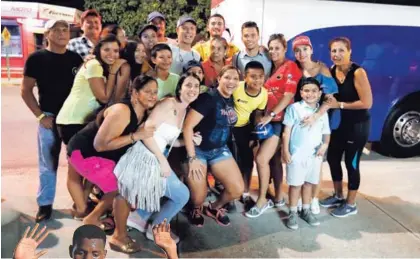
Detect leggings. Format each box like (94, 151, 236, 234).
(228, 124, 254, 177)
(327, 119, 370, 191)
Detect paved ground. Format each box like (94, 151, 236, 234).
(2, 85, 420, 258)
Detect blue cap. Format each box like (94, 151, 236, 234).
(252, 124, 274, 140)
(177, 15, 196, 27)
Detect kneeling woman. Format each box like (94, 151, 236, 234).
(184, 66, 245, 227)
(66, 75, 157, 233)
(110, 73, 201, 253)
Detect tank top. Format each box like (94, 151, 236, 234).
(154, 123, 182, 153)
(331, 63, 370, 124)
(67, 98, 140, 162)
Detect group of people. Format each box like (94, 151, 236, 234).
(21, 7, 373, 255)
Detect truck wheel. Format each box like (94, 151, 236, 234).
(380, 101, 420, 158)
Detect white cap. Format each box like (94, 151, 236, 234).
(44, 20, 69, 30)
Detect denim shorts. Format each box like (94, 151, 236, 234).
(271, 121, 283, 137)
(195, 145, 233, 166)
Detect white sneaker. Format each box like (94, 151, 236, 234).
(297, 198, 302, 212)
(126, 211, 148, 233)
(146, 224, 180, 244)
(311, 198, 320, 215)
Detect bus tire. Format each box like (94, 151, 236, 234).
(380, 101, 420, 158)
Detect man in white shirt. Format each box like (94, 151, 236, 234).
(169, 15, 201, 75)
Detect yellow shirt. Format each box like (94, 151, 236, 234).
(193, 40, 240, 61)
(56, 59, 104, 125)
(233, 81, 268, 127)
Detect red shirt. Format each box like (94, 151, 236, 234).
(202, 58, 232, 88)
(264, 59, 302, 121)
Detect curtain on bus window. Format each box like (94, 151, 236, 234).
(1, 19, 23, 57)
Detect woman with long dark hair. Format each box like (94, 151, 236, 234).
(320, 37, 373, 218)
(122, 40, 154, 80)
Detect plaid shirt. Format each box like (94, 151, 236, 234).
(67, 36, 94, 59)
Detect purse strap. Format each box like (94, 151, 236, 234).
(166, 110, 186, 156)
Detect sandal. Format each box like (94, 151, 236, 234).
(100, 216, 115, 235)
(109, 236, 141, 254)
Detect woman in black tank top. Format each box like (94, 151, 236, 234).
(319, 37, 373, 218)
(66, 76, 158, 253)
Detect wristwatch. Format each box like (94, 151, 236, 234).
(270, 111, 276, 118)
(187, 155, 197, 163)
(340, 102, 344, 109)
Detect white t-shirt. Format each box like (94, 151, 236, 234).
(169, 44, 201, 75)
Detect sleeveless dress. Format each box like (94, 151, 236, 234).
(114, 116, 185, 212)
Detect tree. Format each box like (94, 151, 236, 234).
(84, 0, 211, 37)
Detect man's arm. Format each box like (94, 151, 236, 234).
(20, 76, 53, 129)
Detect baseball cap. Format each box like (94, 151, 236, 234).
(292, 35, 312, 51)
(138, 24, 158, 37)
(252, 124, 274, 140)
(183, 60, 203, 73)
(80, 9, 101, 23)
(44, 20, 69, 30)
(147, 11, 166, 23)
(177, 15, 197, 27)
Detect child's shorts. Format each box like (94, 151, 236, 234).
(69, 150, 118, 193)
(286, 154, 323, 186)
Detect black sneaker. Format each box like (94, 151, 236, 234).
(223, 200, 237, 213)
(240, 195, 255, 211)
(205, 203, 230, 226)
(36, 205, 52, 222)
(189, 207, 204, 227)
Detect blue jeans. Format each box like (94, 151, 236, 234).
(37, 112, 62, 206)
(136, 171, 189, 225)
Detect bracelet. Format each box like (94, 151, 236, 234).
(37, 113, 46, 121)
(130, 133, 136, 144)
(340, 102, 344, 109)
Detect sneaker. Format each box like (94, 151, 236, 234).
(245, 200, 274, 218)
(189, 207, 204, 227)
(223, 201, 237, 213)
(240, 195, 254, 211)
(273, 198, 286, 208)
(146, 224, 180, 244)
(126, 211, 148, 233)
(311, 198, 320, 215)
(319, 195, 344, 208)
(331, 203, 358, 218)
(301, 209, 320, 226)
(205, 203, 230, 226)
(286, 211, 299, 230)
(36, 205, 52, 222)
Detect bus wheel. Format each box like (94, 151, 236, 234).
(380, 101, 420, 158)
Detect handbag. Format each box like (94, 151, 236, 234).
(114, 110, 185, 212)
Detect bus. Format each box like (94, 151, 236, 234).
(211, 0, 420, 158)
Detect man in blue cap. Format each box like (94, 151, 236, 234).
(148, 11, 177, 44)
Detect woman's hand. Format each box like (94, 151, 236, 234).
(326, 96, 340, 109)
(188, 159, 204, 180)
(301, 113, 320, 127)
(192, 132, 202, 146)
(133, 125, 155, 141)
(14, 224, 50, 259)
(110, 59, 127, 75)
(159, 158, 171, 178)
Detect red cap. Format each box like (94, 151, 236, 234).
(292, 35, 312, 51)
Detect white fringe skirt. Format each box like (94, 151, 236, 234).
(114, 141, 166, 212)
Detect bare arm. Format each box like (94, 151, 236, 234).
(254, 110, 265, 125)
(271, 92, 294, 115)
(183, 109, 204, 158)
(342, 68, 373, 110)
(93, 104, 154, 152)
(88, 74, 116, 104)
(282, 125, 292, 163)
(20, 76, 42, 118)
(113, 63, 131, 102)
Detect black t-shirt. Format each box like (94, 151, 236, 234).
(24, 49, 83, 115)
(190, 90, 238, 150)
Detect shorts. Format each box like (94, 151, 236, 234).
(195, 145, 233, 166)
(68, 150, 118, 193)
(57, 124, 86, 145)
(286, 154, 323, 186)
(271, 121, 283, 137)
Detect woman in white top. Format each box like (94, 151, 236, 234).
(109, 73, 201, 253)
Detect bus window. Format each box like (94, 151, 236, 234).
(1, 19, 23, 57)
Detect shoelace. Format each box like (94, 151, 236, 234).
(215, 207, 227, 218)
